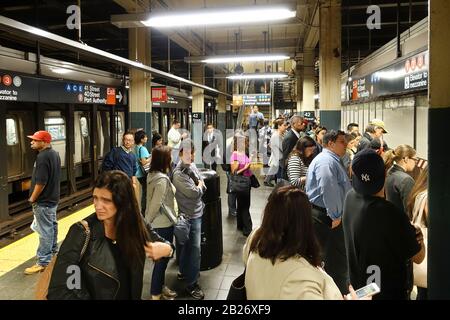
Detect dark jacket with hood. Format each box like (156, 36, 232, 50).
(47, 213, 173, 300)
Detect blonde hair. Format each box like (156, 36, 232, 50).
(383, 144, 416, 170)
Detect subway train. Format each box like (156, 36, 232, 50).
(0, 45, 127, 236)
(0, 44, 218, 236)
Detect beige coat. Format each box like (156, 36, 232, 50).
(243, 231, 343, 300)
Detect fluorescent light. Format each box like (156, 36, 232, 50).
(141, 6, 296, 28)
(314, 94, 319, 100)
(227, 73, 288, 80)
(201, 54, 289, 64)
(50, 67, 72, 74)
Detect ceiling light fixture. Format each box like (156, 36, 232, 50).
(140, 6, 296, 28)
(199, 54, 290, 64)
(227, 73, 288, 80)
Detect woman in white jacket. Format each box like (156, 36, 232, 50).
(145, 145, 178, 300)
(244, 186, 351, 300)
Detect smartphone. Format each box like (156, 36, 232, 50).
(354, 283, 380, 299)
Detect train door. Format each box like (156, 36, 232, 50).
(152, 109, 160, 136)
(6, 116, 22, 178)
(97, 110, 110, 159)
(74, 110, 92, 187)
(115, 111, 125, 147)
(162, 109, 169, 144)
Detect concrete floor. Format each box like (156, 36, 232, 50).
(0, 167, 273, 300)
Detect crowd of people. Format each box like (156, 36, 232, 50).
(24, 110, 428, 300)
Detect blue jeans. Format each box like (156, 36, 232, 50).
(31, 203, 58, 266)
(151, 226, 174, 295)
(179, 216, 202, 287)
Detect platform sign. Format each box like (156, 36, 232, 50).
(40, 79, 126, 105)
(242, 93, 271, 106)
(348, 50, 428, 102)
(0, 71, 39, 102)
(303, 111, 315, 122)
(152, 87, 167, 102)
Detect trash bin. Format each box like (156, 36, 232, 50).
(199, 169, 223, 271)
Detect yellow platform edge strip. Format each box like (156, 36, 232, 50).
(0, 204, 94, 277)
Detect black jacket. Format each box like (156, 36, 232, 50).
(281, 129, 302, 169)
(47, 213, 173, 300)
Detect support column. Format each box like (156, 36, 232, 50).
(428, 0, 450, 299)
(296, 61, 303, 113)
(303, 49, 316, 112)
(192, 64, 205, 165)
(319, 0, 341, 130)
(128, 28, 152, 135)
(217, 79, 227, 135)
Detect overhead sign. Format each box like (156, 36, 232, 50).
(152, 86, 167, 102)
(0, 72, 39, 101)
(344, 50, 428, 102)
(302, 111, 315, 122)
(233, 93, 271, 107)
(0, 70, 126, 105)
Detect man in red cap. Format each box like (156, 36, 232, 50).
(24, 130, 61, 275)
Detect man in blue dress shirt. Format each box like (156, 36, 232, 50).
(306, 129, 351, 294)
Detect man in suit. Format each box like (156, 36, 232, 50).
(281, 115, 306, 178)
(202, 123, 221, 171)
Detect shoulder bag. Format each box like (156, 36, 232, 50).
(138, 146, 150, 175)
(229, 174, 251, 193)
(35, 220, 90, 300)
(412, 191, 428, 288)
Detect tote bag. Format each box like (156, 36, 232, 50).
(229, 174, 251, 193)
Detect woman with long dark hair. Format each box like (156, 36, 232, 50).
(47, 170, 174, 299)
(243, 186, 343, 299)
(286, 136, 317, 189)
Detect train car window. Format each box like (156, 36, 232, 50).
(6, 118, 18, 146)
(80, 116, 89, 137)
(115, 115, 123, 133)
(45, 117, 66, 141)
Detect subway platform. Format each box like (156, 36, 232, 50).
(0, 168, 273, 300)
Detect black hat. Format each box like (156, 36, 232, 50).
(351, 149, 385, 195)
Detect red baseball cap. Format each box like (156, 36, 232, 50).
(27, 130, 52, 143)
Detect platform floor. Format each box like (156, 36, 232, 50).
(0, 167, 273, 300)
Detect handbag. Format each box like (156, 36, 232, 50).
(412, 191, 428, 288)
(35, 220, 90, 300)
(138, 146, 150, 175)
(229, 174, 251, 194)
(174, 215, 190, 246)
(226, 269, 247, 300)
(250, 174, 260, 188)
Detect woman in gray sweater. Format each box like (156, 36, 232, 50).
(145, 145, 178, 300)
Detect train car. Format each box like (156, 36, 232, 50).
(151, 84, 218, 144)
(0, 45, 127, 236)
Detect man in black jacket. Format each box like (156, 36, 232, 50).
(281, 115, 306, 178)
(357, 119, 388, 153)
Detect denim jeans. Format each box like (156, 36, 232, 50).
(179, 216, 202, 287)
(151, 226, 174, 295)
(31, 203, 58, 266)
(138, 176, 147, 216)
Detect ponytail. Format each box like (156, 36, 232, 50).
(383, 149, 396, 169)
(383, 144, 416, 170)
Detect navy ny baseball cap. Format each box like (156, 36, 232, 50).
(351, 149, 385, 195)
